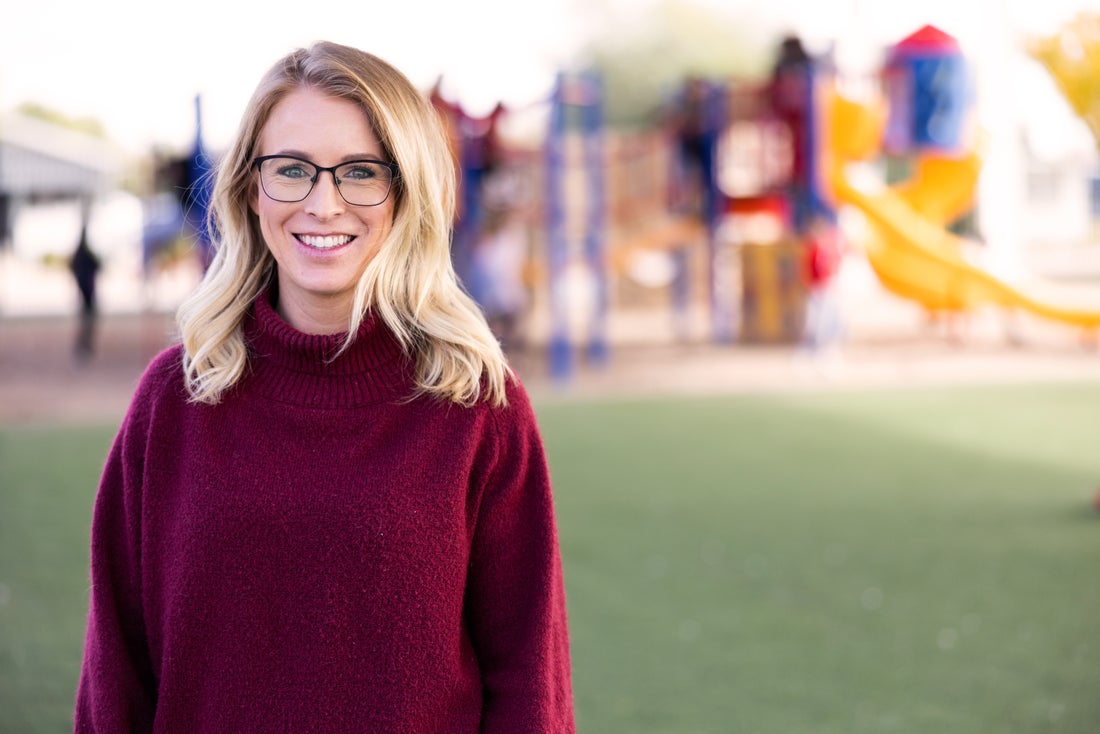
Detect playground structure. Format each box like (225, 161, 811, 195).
(816, 26, 1100, 338)
(430, 39, 839, 369)
(492, 25, 1100, 379)
(430, 68, 797, 378)
(431, 74, 689, 380)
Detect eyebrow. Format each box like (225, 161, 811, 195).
(270, 150, 388, 164)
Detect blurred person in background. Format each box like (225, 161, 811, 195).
(800, 214, 846, 361)
(664, 75, 715, 225)
(74, 41, 575, 733)
(68, 214, 101, 362)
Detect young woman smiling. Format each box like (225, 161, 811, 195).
(74, 41, 575, 734)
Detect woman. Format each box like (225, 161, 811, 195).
(75, 41, 575, 733)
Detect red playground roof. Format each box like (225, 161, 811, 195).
(891, 24, 960, 56)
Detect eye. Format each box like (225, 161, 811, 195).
(273, 161, 313, 180)
(339, 162, 385, 181)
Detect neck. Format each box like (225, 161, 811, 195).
(275, 289, 353, 335)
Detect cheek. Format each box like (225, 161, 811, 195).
(253, 199, 269, 237)
(253, 201, 285, 257)
(253, 194, 284, 231)
(377, 201, 397, 233)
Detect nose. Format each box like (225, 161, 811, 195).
(303, 169, 345, 218)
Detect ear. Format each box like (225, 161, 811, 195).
(249, 179, 260, 215)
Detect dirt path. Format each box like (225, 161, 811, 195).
(1, 312, 178, 427)
(3, 301, 1099, 429)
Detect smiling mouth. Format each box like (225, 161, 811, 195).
(297, 234, 354, 250)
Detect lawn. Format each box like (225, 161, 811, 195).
(2, 380, 1099, 733)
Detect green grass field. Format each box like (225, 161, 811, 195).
(2, 381, 1099, 733)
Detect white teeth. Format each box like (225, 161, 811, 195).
(298, 234, 353, 250)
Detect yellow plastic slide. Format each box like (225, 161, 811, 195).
(825, 92, 1100, 330)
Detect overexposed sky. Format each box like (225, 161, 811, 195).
(3, 0, 1100, 154)
(1, 0, 588, 152)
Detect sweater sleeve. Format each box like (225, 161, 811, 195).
(73, 359, 167, 732)
(465, 380, 576, 734)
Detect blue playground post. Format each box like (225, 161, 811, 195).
(452, 113, 492, 296)
(804, 61, 839, 230)
(580, 71, 609, 366)
(700, 81, 732, 343)
(545, 74, 573, 382)
(544, 71, 608, 382)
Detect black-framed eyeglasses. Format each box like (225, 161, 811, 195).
(253, 155, 399, 207)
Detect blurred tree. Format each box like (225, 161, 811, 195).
(1028, 13, 1100, 149)
(16, 102, 106, 139)
(575, 0, 775, 128)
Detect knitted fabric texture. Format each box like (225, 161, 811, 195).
(74, 295, 575, 733)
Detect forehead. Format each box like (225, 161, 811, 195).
(258, 87, 382, 159)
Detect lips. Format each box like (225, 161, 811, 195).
(296, 234, 354, 250)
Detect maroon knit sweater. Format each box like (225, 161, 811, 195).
(74, 294, 575, 733)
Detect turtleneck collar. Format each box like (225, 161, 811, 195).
(241, 291, 414, 407)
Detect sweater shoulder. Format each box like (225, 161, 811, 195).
(502, 372, 536, 419)
(472, 370, 533, 417)
(137, 343, 186, 400)
(121, 343, 188, 428)
(478, 372, 542, 446)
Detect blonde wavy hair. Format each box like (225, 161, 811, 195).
(177, 41, 511, 407)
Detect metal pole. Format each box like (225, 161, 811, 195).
(582, 72, 608, 365)
(545, 74, 573, 382)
